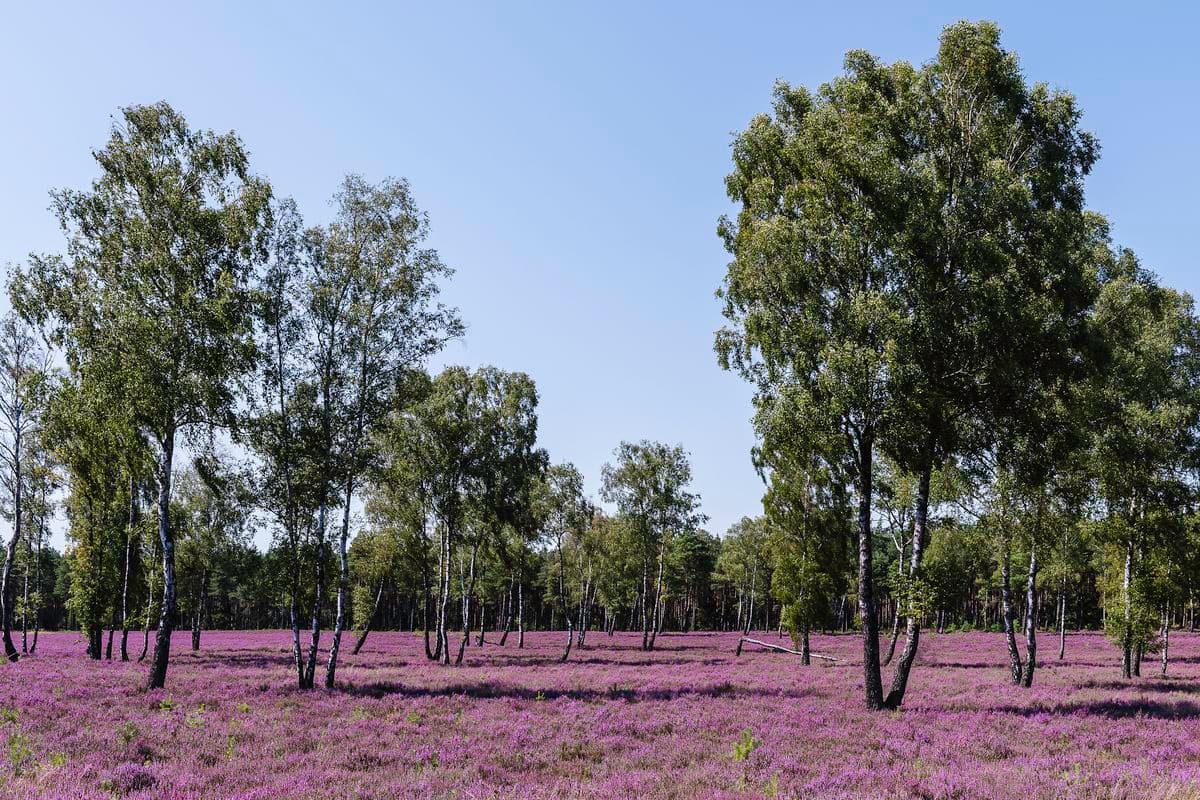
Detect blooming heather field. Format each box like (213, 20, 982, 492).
(4, 630, 1200, 799)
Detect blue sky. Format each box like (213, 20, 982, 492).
(3, 2, 1198, 546)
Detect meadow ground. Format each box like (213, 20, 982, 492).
(3, 629, 1200, 799)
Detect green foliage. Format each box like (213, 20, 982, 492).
(601, 442, 703, 539)
(14, 101, 273, 686)
(730, 728, 761, 763)
(184, 704, 206, 729)
(117, 722, 139, 745)
(5, 730, 32, 775)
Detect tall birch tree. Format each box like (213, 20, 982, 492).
(13, 102, 271, 688)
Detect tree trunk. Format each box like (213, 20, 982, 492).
(881, 605, 902, 667)
(499, 573, 514, 646)
(1000, 541, 1023, 685)
(139, 590, 153, 662)
(578, 581, 594, 648)
(302, 515, 327, 689)
(1020, 547, 1038, 688)
(352, 579, 386, 656)
(325, 480, 355, 688)
(1057, 579, 1066, 660)
(556, 534, 572, 661)
(647, 538, 667, 651)
(744, 561, 757, 636)
(0, 457, 22, 661)
(289, 551, 304, 684)
(422, 553, 436, 660)
(147, 432, 177, 690)
(1161, 604, 1170, 676)
(1121, 539, 1133, 679)
(884, 466, 930, 709)
(437, 526, 451, 664)
(476, 600, 487, 646)
(855, 432, 884, 710)
(561, 619, 574, 662)
(120, 476, 136, 661)
(517, 580, 524, 649)
(454, 544, 478, 666)
(191, 569, 208, 652)
(30, 530, 41, 655)
(20, 550, 28, 655)
(640, 550, 651, 650)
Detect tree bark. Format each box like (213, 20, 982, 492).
(0, 434, 23, 661)
(325, 479, 355, 688)
(20, 542, 28, 655)
(289, 558, 304, 683)
(1000, 540, 1023, 685)
(647, 538, 667, 651)
(882, 602, 902, 667)
(302, 516, 327, 689)
(120, 479, 137, 661)
(640, 547, 651, 650)
(884, 466, 930, 709)
(1057, 579, 1066, 660)
(476, 600, 487, 646)
(744, 561, 757, 636)
(437, 525, 451, 664)
(1020, 547, 1038, 687)
(147, 431, 176, 690)
(855, 431, 884, 710)
(421, 550, 436, 660)
(30, 524, 41, 655)
(139, 591, 152, 662)
(1121, 539, 1133, 679)
(578, 581, 594, 648)
(556, 533, 572, 662)
(516, 580, 524, 649)
(1160, 604, 1169, 676)
(454, 544, 478, 666)
(499, 573, 514, 646)
(191, 569, 208, 652)
(352, 579, 386, 655)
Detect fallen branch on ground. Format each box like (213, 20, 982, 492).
(735, 636, 840, 662)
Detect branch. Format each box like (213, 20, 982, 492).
(735, 636, 840, 662)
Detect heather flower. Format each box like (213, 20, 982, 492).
(2, 630, 1199, 799)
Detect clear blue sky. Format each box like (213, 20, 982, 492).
(3, 2, 1198, 546)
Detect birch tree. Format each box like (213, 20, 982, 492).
(312, 176, 462, 688)
(540, 463, 592, 661)
(14, 103, 271, 688)
(0, 315, 50, 660)
(719, 21, 1100, 709)
(1089, 251, 1200, 678)
(601, 441, 704, 651)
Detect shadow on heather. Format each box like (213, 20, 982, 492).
(340, 680, 814, 702)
